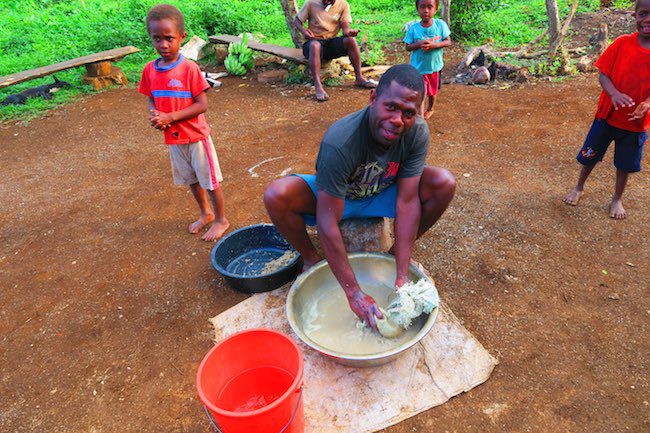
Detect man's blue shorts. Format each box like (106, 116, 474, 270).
(294, 174, 397, 226)
(576, 119, 646, 173)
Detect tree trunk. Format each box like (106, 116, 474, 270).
(546, 0, 561, 56)
(440, 0, 451, 27)
(547, 0, 578, 58)
(279, 0, 303, 48)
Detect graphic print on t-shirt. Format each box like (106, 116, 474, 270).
(347, 161, 400, 199)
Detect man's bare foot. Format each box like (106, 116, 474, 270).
(201, 219, 230, 241)
(189, 214, 215, 234)
(315, 90, 329, 102)
(424, 110, 434, 120)
(563, 189, 583, 206)
(609, 199, 627, 219)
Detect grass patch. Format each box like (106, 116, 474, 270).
(1, 0, 604, 122)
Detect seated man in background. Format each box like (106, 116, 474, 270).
(264, 64, 456, 329)
(295, 0, 378, 102)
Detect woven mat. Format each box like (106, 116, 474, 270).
(209, 286, 497, 433)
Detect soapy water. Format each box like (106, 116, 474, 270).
(302, 283, 425, 355)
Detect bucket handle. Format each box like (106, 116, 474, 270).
(204, 387, 304, 433)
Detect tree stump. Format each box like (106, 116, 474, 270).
(83, 65, 128, 90)
(307, 217, 394, 255)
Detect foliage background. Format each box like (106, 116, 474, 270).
(0, 0, 624, 120)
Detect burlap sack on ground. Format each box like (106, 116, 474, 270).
(209, 286, 497, 433)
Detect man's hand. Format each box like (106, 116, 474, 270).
(149, 109, 172, 130)
(344, 29, 359, 38)
(347, 290, 383, 331)
(303, 28, 316, 39)
(610, 91, 635, 110)
(629, 101, 650, 121)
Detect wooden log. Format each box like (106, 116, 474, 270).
(0, 46, 139, 88)
(209, 34, 307, 64)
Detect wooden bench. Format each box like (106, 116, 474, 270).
(209, 35, 308, 65)
(0, 46, 140, 90)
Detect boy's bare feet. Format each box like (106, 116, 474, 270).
(202, 219, 230, 241)
(563, 189, 583, 206)
(609, 199, 626, 219)
(424, 110, 434, 120)
(189, 213, 215, 234)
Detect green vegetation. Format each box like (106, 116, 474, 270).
(0, 0, 609, 121)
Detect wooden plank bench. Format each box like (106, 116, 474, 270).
(0, 46, 140, 90)
(209, 35, 308, 65)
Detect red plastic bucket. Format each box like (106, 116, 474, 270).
(196, 329, 304, 433)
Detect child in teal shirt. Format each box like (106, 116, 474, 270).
(404, 0, 451, 119)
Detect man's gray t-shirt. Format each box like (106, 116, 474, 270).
(315, 106, 429, 200)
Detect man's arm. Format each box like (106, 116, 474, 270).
(393, 176, 421, 288)
(317, 191, 383, 329)
(294, 16, 315, 40)
(339, 21, 359, 38)
(598, 72, 635, 110)
(150, 91, 208, 130)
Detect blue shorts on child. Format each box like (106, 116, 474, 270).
(576, 119, 646, 173)
(294, 174, 397, 226)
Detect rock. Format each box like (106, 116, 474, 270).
(180, 35, 208, 61)
(471, 66, 490, 84)
(321, 58, 353, 80)
(257, 69, 288, 84)
(576, 56, 593, 73)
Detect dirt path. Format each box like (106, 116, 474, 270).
(1, 72, 648, 432)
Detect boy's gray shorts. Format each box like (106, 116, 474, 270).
(168, 136, 223, 191)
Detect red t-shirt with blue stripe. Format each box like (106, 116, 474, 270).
(138, 56, 211, 144)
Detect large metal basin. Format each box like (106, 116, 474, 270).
(286, 252, 438, 367)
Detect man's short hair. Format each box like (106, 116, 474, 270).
(146, 4, 185, 34)
(375, 64, 424, 102)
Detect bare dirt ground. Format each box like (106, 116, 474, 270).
(1, 41, 649, 433)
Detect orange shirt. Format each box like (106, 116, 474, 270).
(594, 33, 650, 132)
(138, 56, 211, 144)
(297, 0, 352, 40)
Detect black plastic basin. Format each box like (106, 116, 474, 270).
(210, 224, 303, 293)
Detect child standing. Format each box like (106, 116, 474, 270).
(404, 0, 451, 119)
(139, 4, 229, 240)
(563, 0, 650, 219)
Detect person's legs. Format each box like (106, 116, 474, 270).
(264, 176, 320, 269)
(564, 119, 611, 206)
(609, 169, 629, 219)
(203, 186, 230, 241)
(563, 164, 596, 206)
(416, 166, 456, 237)
(305, 40, 327, 101)
(608, 129, 645, 219)
(188, 182, 216, 234)
(341, 36, 375, 87)
(424, 95, 436, 120)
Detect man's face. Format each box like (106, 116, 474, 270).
(635, 0, 650, 39)
(368, 81, 421, 148)
(148, 18, 186, 62)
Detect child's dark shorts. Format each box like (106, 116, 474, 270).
(302, 37, 347, 61)
(576, 119, 646, 173)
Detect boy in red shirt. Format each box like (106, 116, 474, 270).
(564, 0, 650, 219)
(139, 4, 229, 240)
